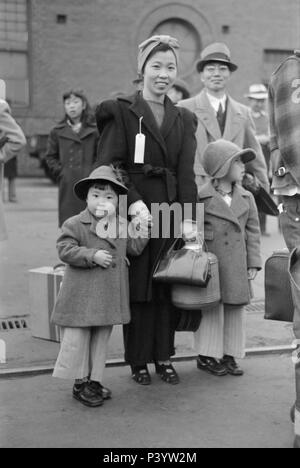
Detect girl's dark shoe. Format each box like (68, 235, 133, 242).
(88, 381, 112, 400)
(221, 355, 244, 376)
(155, 362, 180, 385)
(131, 365, 151, 385)
(197, 355, 228, 376)
(72, 382, 104, 407)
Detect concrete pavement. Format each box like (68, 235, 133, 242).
(0, 178, 297, 449)
(0, 355, 295, 448)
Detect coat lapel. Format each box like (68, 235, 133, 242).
(128, 93, 168, 159)
(56, 123, 82, 143)
(56, 123, 96, 142)
(160, 95, 180, 140)
(194, 91, 222, 140)
(200, 183, 248, 227)
(79, 124, 97, 140)
(230, 187, 251, 219)
(223, 97, 244, 141)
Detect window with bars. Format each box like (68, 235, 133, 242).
(0, 0, 29, 106)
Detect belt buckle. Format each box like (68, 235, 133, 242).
(275, 166, 286, 177)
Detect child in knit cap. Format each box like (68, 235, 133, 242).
(194, 139, 261, 377)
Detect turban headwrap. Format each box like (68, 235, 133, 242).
(137, 35, 180, 75)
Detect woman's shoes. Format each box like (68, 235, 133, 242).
(131, 366, 151, 385)
(131, 363, 180, 385)
(155, 362, 180, 385)
(72, 382, 104, 407)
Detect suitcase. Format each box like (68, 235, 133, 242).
(264, 249, 294, 322)
(28, 264, 65, 342)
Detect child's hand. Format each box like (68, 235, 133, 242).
(248, 268, 258, 280)
(93, 250, 113, 269)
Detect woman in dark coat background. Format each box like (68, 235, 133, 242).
(46, 90, 99, 227)
(96, 36, 198, 385)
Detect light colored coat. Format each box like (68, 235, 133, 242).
(199, 181, 262, 305)
(0, 100, 26, 241)
(51, 209, 148, 327)
(179, 90, 269, 191)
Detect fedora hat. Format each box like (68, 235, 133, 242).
(245, 83, 268, 100)
(196, 42, 238, 73)
(203, 140, 256, 179)
(74, 166, 128, 201)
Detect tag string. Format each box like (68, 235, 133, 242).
(139, 116, 143, 134)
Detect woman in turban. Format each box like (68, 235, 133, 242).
(96, 35, 198, 386)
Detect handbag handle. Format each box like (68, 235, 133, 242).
(161, 203, 206, 257)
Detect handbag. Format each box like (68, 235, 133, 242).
(171, 250, 221, 310)
(153, 238, 210, 286)
(242, 172, 279, 216)
(264, 249, 294, 322)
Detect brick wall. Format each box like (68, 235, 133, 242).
(12, 0, 300, 175)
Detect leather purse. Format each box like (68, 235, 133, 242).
(264, 249, 294, 322)
(152, 238, 210, 287)
(171, 250, 221, 311)
(242, 172, 279, 216)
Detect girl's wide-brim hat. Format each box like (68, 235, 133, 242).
(74, 166, 128, 201)
(203, 140, 256, 179)
(196, 42, 238, 73)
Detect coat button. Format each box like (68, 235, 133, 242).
(111, 262, 116, 268)
(225, 241, 229, 246)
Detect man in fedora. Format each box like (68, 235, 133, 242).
(246, 84, 271, 235)
(179, 42, 269, 192)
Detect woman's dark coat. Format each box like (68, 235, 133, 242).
(96, 92, 198, 302)
(45, 122, 99, 226)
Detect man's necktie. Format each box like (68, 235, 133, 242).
(216, 103, 226, 135)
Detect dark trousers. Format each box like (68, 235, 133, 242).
(123, 292, 179, 367)
(280, 195, 300, 447)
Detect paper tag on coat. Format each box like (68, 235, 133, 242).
(134, 133, 145, 164)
